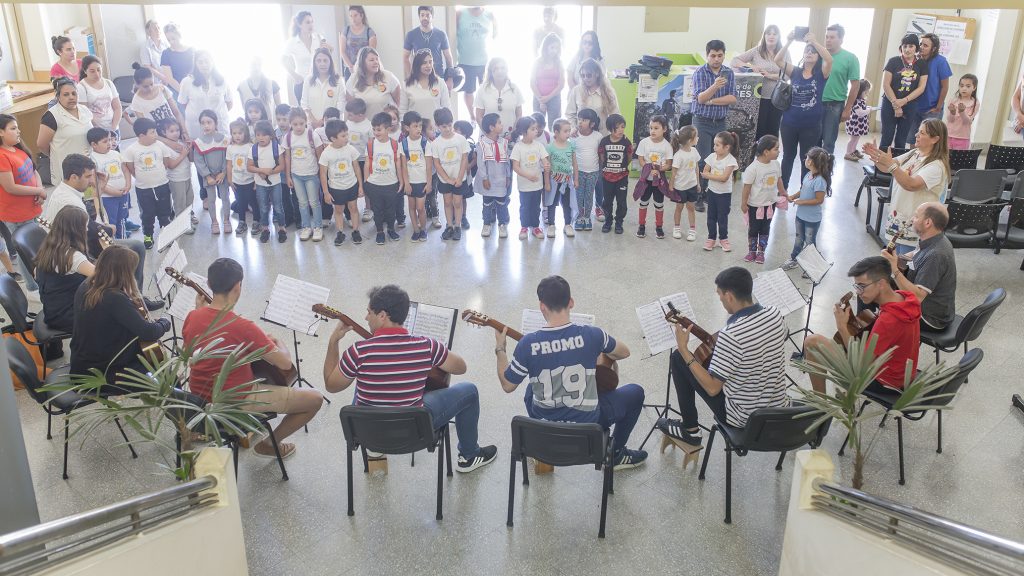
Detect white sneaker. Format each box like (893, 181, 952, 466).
(563, 224, 575, 237)
(312, 228, 324, 242)
(686, 229, 697, 241)
(518, 227, 528, 240)
(498, 224, 508, 238)
(481, 224, 492, 237)
(782, 259, 800, 270)
(431, 216, 442, 229)
(672, 226, 682, 239)
(299, 227, 312, 241)
(546, 224, 556, 238)
(362, 209, 373, 222)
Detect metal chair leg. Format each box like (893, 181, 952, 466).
(506, 453, 517, 527)
(361, 446, 369, 473)
(897, 417, 906, 486)
(724, 448, 733, 524)
(265, 424, 289, 481)
(444, 425, 453, 478)
(698, 426, 717, 480)
(775, 451, 786, 471)
(113, 417, 138, 459)
(936, 410, 943, 454)
(232, 441, 239, 475)
(598, 464, 610, 538)
(346, 447, 355, 517)
(62, 417, 70, 480)
(47, 412, 53, 440)
(839, 402, 868, 456)
(521, 455, 529, 486)
(435, 442, 444, 521)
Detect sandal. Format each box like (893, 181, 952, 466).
(253, 441, 295, 459)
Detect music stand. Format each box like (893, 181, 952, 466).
(1013, 394, 1024, 416)
(789, 244, 834, 358)
(260, 275, 332, 404)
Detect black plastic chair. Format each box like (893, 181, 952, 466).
(11, 221, 47, 273)
(0, 275, 65, 376)
(854, 147, 908, 209)
(948, 148, 982, 174)
(983, 144, 1024, 173)
(697, 405, 832, 524)
(919, 288, 1005, 366)
(947, 169, 1007, 204)
(5, 337, 137, 480)
(507, 416, 614, 538)
(838, 349, 983, 485)
(339, 406, 451, 520)
(945, 201, 1007, 249)
(112, 75, 135, 105)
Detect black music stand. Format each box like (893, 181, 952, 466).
(637, 352, 681, 451)
(789, 246, 833, 359)
(260, 305, 329, 403)
(1014, 394, 1024, 416)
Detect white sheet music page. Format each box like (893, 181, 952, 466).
(406, 302, 457, 347)
(264, 275, 331, 335)
(637, 292, 698, 357)
(520, 309, 595, 335)
(796, 244, 832, 284)
(155, 242, 186, 298)
(754, 269, 807, 316)
(167, 273, 209, 321)
(155, 210, 194, 252)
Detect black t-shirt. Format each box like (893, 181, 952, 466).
(884, 56, 928, 99)
(37, 266, 87, 333)
(160, 48, 195, 83)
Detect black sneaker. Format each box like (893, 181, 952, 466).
(614, 224, 624, 234)
(655, 226, 665, 239)
(695, 199, 706, 213)
(277, 229, 287, 243)
(602, 222, 612, 233)
(387, 228, 400, 241)
(8, 271, 23, 283)
(143, 297, 165, 312)
(143, 235, 154, 249)
(260, 229, 271, 243)
(456, 445, 497, 473)
(251, 223, 262, 237)
(655, 418, 703, 446)
(334, 231, 346, 245)
(452, 227, 462, 241)
(352, 230, 363, 245)
(375, 232, 385, 245)
(635, 225, 646, 238)
(461, 216, 470, 230)
(441, 227, 454, 241)
(235, 222, 247, 236)
(613, 448, 649, 470)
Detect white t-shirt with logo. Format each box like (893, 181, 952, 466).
(227, 143, 255, 185)
(366, 137, 402, 186)
(741, 158, 783, 206)
(90, 150, 127, 194)
(280, 128, 324, 177)
(165, 140, 191, 183)
(509, 140, 549, 193)
(124, 141, 177, 189)
(636, 137, 673, 167)
(704, 153, 739, 195)
(402, 137, 429, 184)
(346, 119, 372, 160)
(671, 148, 701, 191)
(426, 133, 470, 184)
(251, 142, 282, 186)
(319, 144, 361, 190)
(574, 131, 603, 173)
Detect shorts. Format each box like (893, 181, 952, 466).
(245, 384, 297, 413)
(458, 64, 486, 92)
(328, 184, 359, 205)
(437, 180, 470, 196)
(675, 186, 700, 203)
(407, 182, 427, 198)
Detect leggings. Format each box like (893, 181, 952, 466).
(232, 181, 259, 224)
(747, 205, 773, 239)
(546, 181, 573, 225)
(204, 181, 230, 222)
(637, 186, 665, 226)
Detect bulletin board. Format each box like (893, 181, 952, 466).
(906, 13, 976, 66)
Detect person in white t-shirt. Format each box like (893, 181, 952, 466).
(634, 116, 674, 239)
(401, 50, 452, 120)
(474, 58, 524, 138)
(344, 99, 373, 224)
(176, 51, 233, 139)
(670, 126, 702, 241)
(364, 112, 405, 245)
(77, 56, 123, 138)
(225, 118, 259, 237)
(248, 120, 287, 244)
(400, 112, 432, 243)
(701, 131, 740, 252)
(281, 107, 326, 241)
(740, 135, 786, 264)
(509, 116, 550, 240)
(345, 48, 401, 120)
(426, 108, 469, 242)
(300, 48, 345, 129)
(238, 58, 281, 117)
(319, 119, 364, 246)
(282, 11, 329, 104)
(122, 118, 188, 248)
(87, 128, 131, 239)
(572, 108, 603, 231)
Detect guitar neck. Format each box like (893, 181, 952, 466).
(312, 305, 373, 339)
(485, 319, 524, 342)
(676, 316, 714, 346)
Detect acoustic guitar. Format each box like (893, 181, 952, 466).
(164, 267, 297, 388)
(831, 228, 904, 345)
(36, 216, 112, 252)
(662, 302, 717, 369)
(460, 309, 620, 393)
(312, 303, 451, 391)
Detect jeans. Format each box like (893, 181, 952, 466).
(5, 220, 39, 291)
(136, 183, 174, 236)
(601, 176, 628, 226)
(256, 183, 285, 227)
(670, 351, 727, 429)
(780, 121, 822, 188)
(906, 107, 942, 147)
(101, 196, 130, 239)
(482, 193, 510, 225)
(525, 383, 645, 454)
(820, 101, 845, 155)
(519, 190, 542, 228)
(790, 216, 820, 260)
(693, 115, 726, 190)
(546, 181, 573, 226)
(290, 173, 322, 229)
(706, 192, 731, 240)
(532, 96, 561, 130)
(756, 97, 783, 140)
(422, 382, 482, 457)
(880, 99, 919, 151)
(575, 170, 599, 223)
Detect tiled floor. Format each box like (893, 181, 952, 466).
(11, 133, 1024, 575)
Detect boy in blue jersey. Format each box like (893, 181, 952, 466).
(494, 276, 648, 469)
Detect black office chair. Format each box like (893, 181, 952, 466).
(339, 406, 451, 520)
(11, 221, 47, 272)
(947, 169, 1007, 204)
(945, 201, 1007, 249)
(697, 405, 832, 524)
(838, 349, 983, 485)
(5, 337, 137, 480)
(919, 288, 1005, 366)
(507, 416, 614, 538)
(112, 75, 135, 105)
(948, 148, 982, 174)
(0, 275, 65, 375)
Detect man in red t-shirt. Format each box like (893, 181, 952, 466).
(183, 258, 322, 458)
(805, 256, 921, 393)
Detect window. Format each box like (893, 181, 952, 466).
(764, 8, 812, 64)
(828, 8, 875, 69)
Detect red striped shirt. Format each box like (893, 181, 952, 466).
(339, 327, 448, 407)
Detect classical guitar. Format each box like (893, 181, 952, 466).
(460, 309, 620, 393)
(164, 267, 297, 387)
(831, 228, 904, 345)
(312, 303, 451, 391)
(663, 302, 717, 369)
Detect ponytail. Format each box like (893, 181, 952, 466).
(750, 134, 779, 166)
(510, 116, 536, 145)
(51, 35, 71, 56)
(715, 131, 739, 155)
(805, 147, 835, 197)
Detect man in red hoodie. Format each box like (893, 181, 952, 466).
(804, 256, 921, 393)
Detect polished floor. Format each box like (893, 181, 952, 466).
(12, 133, 1024, 575)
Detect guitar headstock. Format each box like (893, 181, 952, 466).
(164, 266, 187, 284)
(460, 309, 491, 328)
(839, 291, 854, 309)
(312, 303, 344, 321)
(662, 301, 684, 324)
(35, 217, 53, 229)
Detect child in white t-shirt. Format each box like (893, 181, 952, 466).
(247, 120, 287, 244)
(123, 117, 188, 248)
(364, 111, 405, 245)
(281, 107, 326, 241)
(634, 115, 674, 239)
(345, 98, 374, 223)
(701, 131, 739, 252)
(670, 126, 702, 241)
(740, 135, 785, 264)
(573, 108, 603, 231)
(87, 127, 131, 239)
(225, 118, 259, 237)
(509, 116, 550, 240)
(156, 118, 196, 232)
(427, 108, 470, 241)
(400, 112, 431, 242)
(319, 118, 364, 246)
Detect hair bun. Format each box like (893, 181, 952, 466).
(131, 62, 141, 70)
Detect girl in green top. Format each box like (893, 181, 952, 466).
(545, 119, 578, 238)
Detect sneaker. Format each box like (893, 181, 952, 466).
(8, 271, 24, 283)
(574, 219, 586, 231)
(277, 229, 287, 243)
(481, 224, 492, 237)
(613, 448, 649, 471)
(26, 289, 41, 304)
(584, 218, 593, 231)
(125, 220, 141, 232)
(602, 222, 612, 233)
(655, 418, 703, 446)
(143, 297, 165, 312)
(441, 227, 454, 241)
(695, 200, 706, 213)
(362, 209, 373, 222)
(844, 152, 860, 162)
(387, 229, 400, 241)
(375, 232, 385, 245)
(672, 226, 683, 239)
(720, 239, 732, 252)
(703, 239, 715, 251)
(545, 224, 556, 238)
(614, 224, 624, 234)
(519, 227, 528, 240)
(655, 226, 665, 239)
(431, 216, 442, 229)
(462, 216, 470, 230)
(755, 252, 765, 264)
(144, 235, 154, 249)
(251, 223, 262, 237)
(185, 223, 196, 235)
(334, 231, 346, 245)
(190, 211, 198, 226)
(351, 230, 363, 245)
(595, 207, 605, 222)
(781, 258, 799, 271)
(235, 222, 247, 236)
(312, 228, 324, 242)
(686, 228, 697, 241)
(452, 227, 461, 241)
(260, 229, 270, 243)
(498, 224, 508, 238)
(456, 445, 498, 473)
(564, 224, 575, 237)
(299, 227, 312, 241)
(635, 225, 646, 238)
(396, 220, 406, 230)
(743, 251, 756, 263)
(532, 227, 544, 239)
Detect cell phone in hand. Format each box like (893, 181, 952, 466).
(794, 26, 809, 41)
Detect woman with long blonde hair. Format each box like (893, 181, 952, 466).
(565, 58, 619, 135)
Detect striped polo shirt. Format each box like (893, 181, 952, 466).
(688, 63, 735, 120)
(707, 304, 789, 427)
(339, 327, 448, 407)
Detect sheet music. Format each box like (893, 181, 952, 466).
(262, 275, 331, 335)
(167, 273, 209, 321)
(637, 292, 698, 356)
(402, 302, 457, 348)
(754, 269, 807, 316)
(796, 244, 832, 284)
(154, 242, 186, 298)
(520, 309, 596, 335)
(155, 210, 194, 253)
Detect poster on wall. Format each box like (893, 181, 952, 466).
(905, 13, 974, 66)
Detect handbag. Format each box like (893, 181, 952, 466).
(771, 67, 793, 112)
(36, 153, 52, 187)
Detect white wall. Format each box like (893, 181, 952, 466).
(97, 4, 146, 79)
(596, 7, 750, 70)
(21, 3, 92, 72)
(361, 5, 406, 76)
(0, 9, 17, 82)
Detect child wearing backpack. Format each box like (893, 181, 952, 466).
(400, 111, 431, 242)
(365, 111, 405, 245)
(282, 106, 326, 241)
(247, 120, 287, 243)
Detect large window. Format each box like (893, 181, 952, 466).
(764, 7, 811, 64)
(828, 8, 874, 70)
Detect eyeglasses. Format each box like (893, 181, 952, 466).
(580, 73, 594, 79)
(851, 279, 881, 294)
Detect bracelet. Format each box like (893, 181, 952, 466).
(494, 347, 506, 354)
(888, 163, 899, 174)
(685, 356, 697, 368)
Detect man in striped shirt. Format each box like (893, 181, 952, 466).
(657, 267, 789, 446)
(323, 285, 497, 472)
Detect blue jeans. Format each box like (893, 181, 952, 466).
(519, 190, 542, 228)
(780, 120, 822, 188)
(422, 382, 482, 457)
(482, 193, 510, 225)
(575, 170, 599, 223)
(880, 99, 919, 151)
(101, 196, 130, 239)
(5, 219, 39, 291)
(290, 173, 322, 229)
(790, 216, 820, 260)
(693, 115, 726, 190)
(524, 383, 645, 454)
(820, 101, 845, 155)
(256, 183, 285, 227)
(706, 192, 731, 240)
(906, 107, 942, 147)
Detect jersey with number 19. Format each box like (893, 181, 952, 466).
(504, 324, 615, 424)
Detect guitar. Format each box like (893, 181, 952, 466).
(164, 267, 297, 388)
(36, 216, 113, 250)
(312, 303, 451, 391)
(663, 302, 717, 369)
(460, 309, 620, 393)
(831, 228, 904, 345)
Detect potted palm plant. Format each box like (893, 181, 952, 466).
(790, 334, 960, 489)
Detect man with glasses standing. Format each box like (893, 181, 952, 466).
(404, 6, 456, 90)
(803, 256, 921, 394)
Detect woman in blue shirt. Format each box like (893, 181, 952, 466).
(774, 30, 832, 187)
